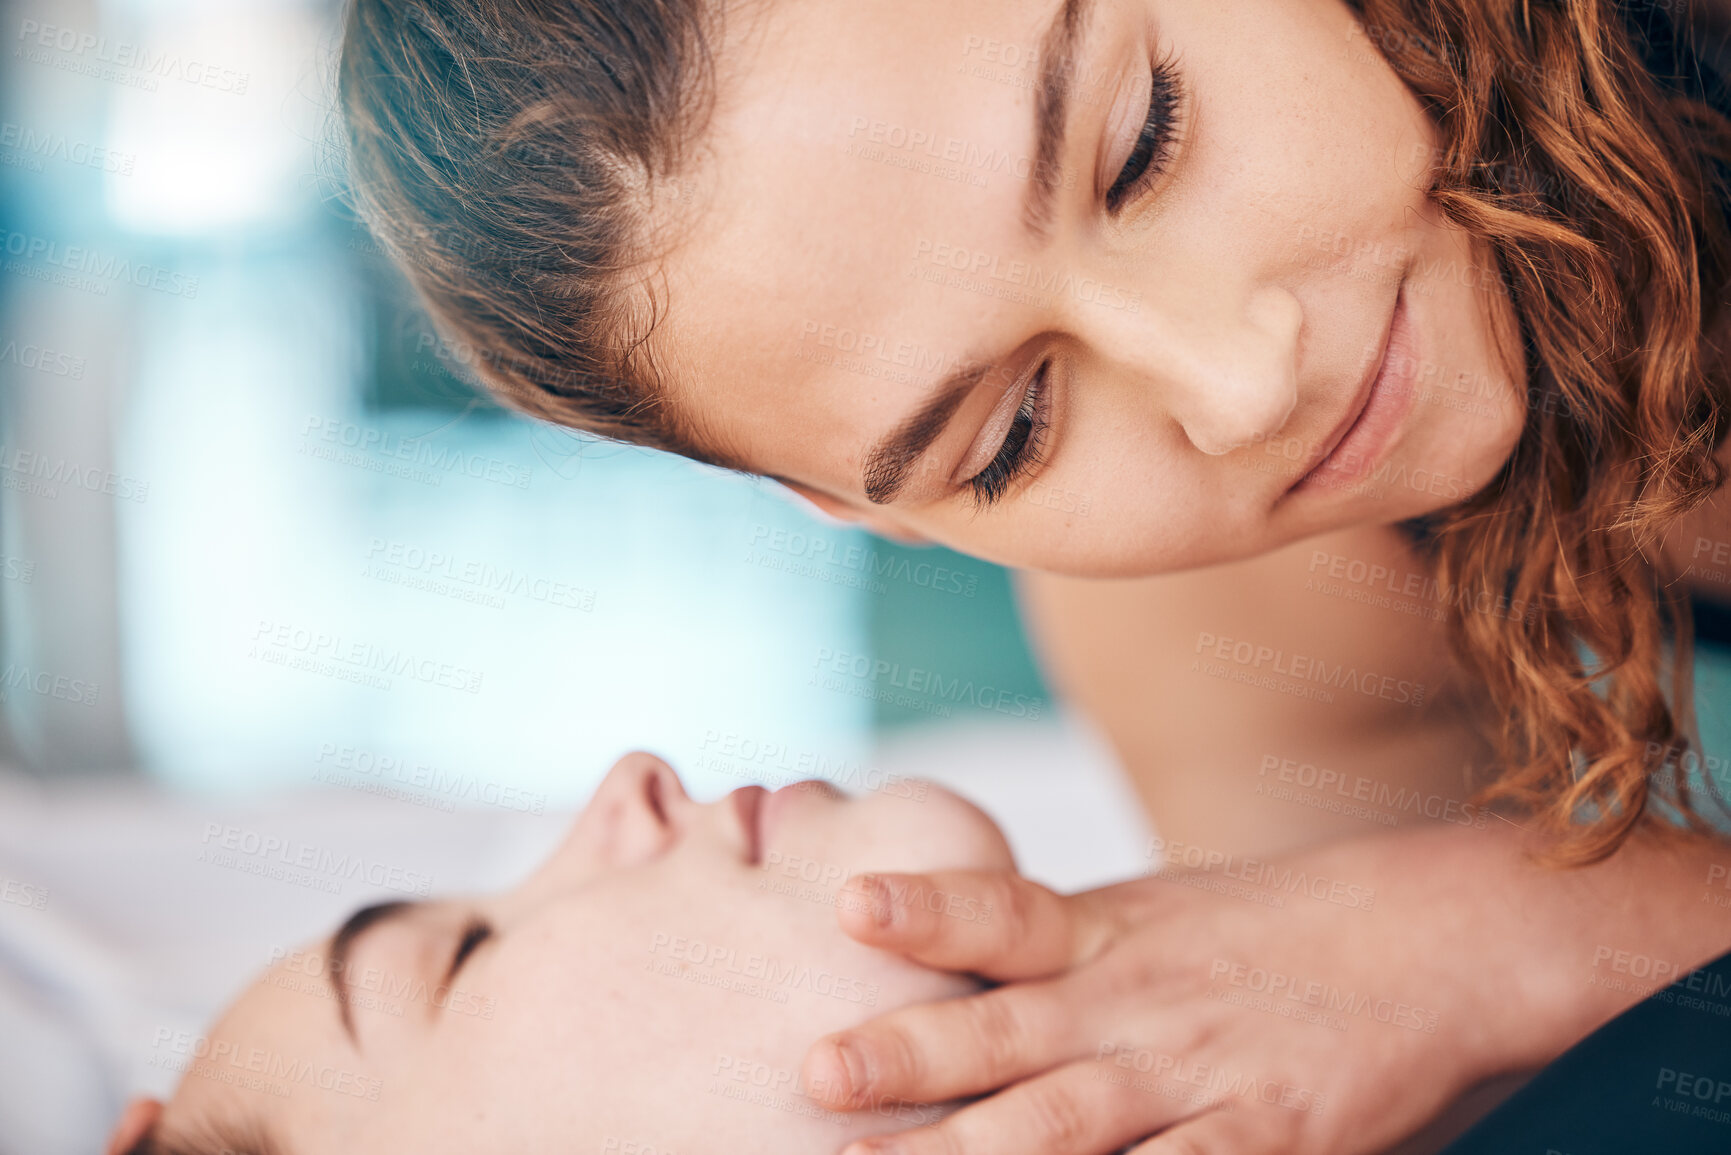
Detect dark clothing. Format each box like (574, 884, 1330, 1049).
(1442, 949, 1731, 1153)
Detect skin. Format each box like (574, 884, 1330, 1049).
(658, 0, 1527, 575)
(107, 754, 1016, 1154)
(627, 0, 1731, 1151)
(802, 822, 1731, 1155)
(95, 0, 1731, 1150)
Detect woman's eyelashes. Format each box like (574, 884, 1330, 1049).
(969, 362, 1052, 506)
(444, 917, 494, 985)
(962, 55, 1180, 507)
(1106, 53, 1185, 214)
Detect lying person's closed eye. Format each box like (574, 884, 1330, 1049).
(107, 752, 1016, 1155)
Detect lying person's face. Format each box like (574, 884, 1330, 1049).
(118, 754, 1014, 1153)
(657, 0, 1527, 576)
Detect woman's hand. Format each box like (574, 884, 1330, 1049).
(800, 822, 1713, 1155)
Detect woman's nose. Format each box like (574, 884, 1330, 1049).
(1084, 282, 1302, 456)
(567, 751, 695, 868)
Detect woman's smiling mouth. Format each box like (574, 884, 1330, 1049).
(1289, 281, 1420, 499)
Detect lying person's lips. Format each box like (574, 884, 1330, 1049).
(755, 779, 846, 855)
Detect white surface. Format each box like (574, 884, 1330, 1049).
(0, 713, 1148, 1155)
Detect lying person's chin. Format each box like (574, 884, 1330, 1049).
(120, 752, 1017, 1155)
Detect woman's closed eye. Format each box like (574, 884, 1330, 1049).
(967, 361, 1053, 506)
(958, 50, 1186, 507)
(1106, 52, 1185, 214)
(443, 916, 494, 986)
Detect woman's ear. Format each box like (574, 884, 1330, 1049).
(105, 1098, 163, 1155)
(776, 480, 933, 546)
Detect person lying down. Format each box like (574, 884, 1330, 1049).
(105, 752, 1017, 1154)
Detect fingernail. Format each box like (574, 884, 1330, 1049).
(856, 873, 897, 929)
(807, 1037, 868, 1106)
(835, 1037, 870, 1101)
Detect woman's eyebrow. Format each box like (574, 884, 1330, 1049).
(326, 899, 421, 1042)
(1026, 0, 1095, 239)
(862, 364, 992, 503)
(859, 0, 1093, 505)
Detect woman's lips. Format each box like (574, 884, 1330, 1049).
(1291, 285, 1419, 497)
(753, 780, 844, 861)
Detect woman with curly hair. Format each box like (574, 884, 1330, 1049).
(323, 0, 1731, 1150)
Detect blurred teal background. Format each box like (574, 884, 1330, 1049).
(0, 0, 1049, 807)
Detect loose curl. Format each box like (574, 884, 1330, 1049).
(1351, 0, 1731, 862)
(339, 0, 1731, 865)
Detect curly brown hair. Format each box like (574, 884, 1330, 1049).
(1348, 0, 1731, 862)
(337, 0, 1731, 864)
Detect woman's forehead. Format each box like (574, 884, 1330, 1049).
(658, 0, 1058, 482)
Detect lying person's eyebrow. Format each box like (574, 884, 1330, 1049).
(326, 899, 420, 1042)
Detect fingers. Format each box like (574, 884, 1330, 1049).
(836, 869, 1107, 980)
(837, 1059, 1202, 1155)
(1128, 1108, 1286, 1155)
(804, 979, 1080, 1108)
